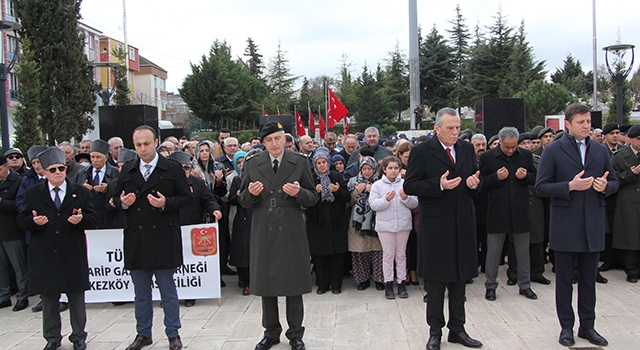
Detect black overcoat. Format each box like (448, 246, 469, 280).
(74, 163, 119, 228)
(403, 137, 480, 283)
(179, 175, 220, 226)
(229, 176, 252, 268)
(479, 146, 536, 234)
(113, 155, 193, 271)
(0, 170, 24, 241)
(306, 170, 350, 256)
(17, 180, 97, 294)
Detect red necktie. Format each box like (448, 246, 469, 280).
(446, 147, 455, 165)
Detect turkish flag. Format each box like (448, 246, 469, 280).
(327, 88, 349, 122)
(318, 116, 326, 139)
(309, 110, 316, 134)
(344, 117, 349, 135)
(295, 110, 306, 136)
(263, 108, 268, 116)
(328, 114, 335, 128)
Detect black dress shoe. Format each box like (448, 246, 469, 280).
(596, 272, 608, 284)
(466, 278, 474, 284)
(0, 300, 11, 309)
(558, 328, 574, 346)
(627, 274, 638, 283)
(316, 288, 327, 295)
(59, 302, 68, 312)
(519, 288, 537, 300)
(12, 299, 29, 311)
(485, 289, 496, 301)
(426, 335, 441, 350)
(507, 278, 517, 286)
(169, 335, 183, 350)
(375, 282, 385, 290)
(423, 293, 428, 303)
(73, 339, 87, 350)
(289, 337, 305, 350)
(43, 342, 61, 350)
(357, 280, 370, 290)
(221, 279, 226, 287)
(32, 300, 43, 312)
(255, 336, 280, 350)
(125, 334, 152, 350)
(447, 331, 482, 348)
(598, 262, 612, 271)
(332, 288, 342, 294)
(184, 299, 196, 307)
(577, 328, 608, 346)
(531, 276, 551, 285)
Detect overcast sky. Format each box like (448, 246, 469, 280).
(80, 0, 639, 94)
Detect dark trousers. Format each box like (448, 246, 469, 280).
(0, 239, 28, 302)
(261, 295, 304, 340)
(507, 241, 546, 280)
(42, 292, 86, 344)
(406, 229, 418, 272)
(476, 224, 487, 272)
(237, 267, 250, 288)
(426, 281, 466, 336)
(554, 251, 599, 330)
(622, 250, 640, 276)
(313, 253, 344, 290)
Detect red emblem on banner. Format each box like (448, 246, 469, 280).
(191, 227, 218, 256)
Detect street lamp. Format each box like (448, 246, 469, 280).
(90, 61, 120, 106)
(603, 44, 635, 126)
(0, 19, 21, 152)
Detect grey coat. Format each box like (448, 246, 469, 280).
(239, 149, 318, 296)
(612, 146, 640, 250)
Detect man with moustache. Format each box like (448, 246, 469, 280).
(404, 108, 482, 350)
(107, 137, 124, 167)
(536, 103, 618, 347)
(239, 122, 318, 350)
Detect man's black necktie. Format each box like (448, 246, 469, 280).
(637, 152, 640, 163)
(273, 159, 279, 173)
(93, 169, 101, 186)
(53, 187, 61, 209)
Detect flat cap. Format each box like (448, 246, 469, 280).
(4, 148, 23, 157)
(602, 123, 619, 135)
(260, 121, 284, 141)
(38, 147, 66, 169)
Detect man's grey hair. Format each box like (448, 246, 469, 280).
(594, 128, 603, 133)
(223, 137, 238, 146)
(108, 136, 123, 145)
(470, 134, 487, 143)
(58, 141, 76, 154)
(364, 126, 380, 136)
(498, 127, 519, 141)
(435, 107, 459, 127)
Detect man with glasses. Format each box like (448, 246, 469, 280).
(18, 147, 98, 350)
(216, 137, 239, 172)
(4, 149, 28, 176)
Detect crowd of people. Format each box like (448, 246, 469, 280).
(0, 103, 638, 350)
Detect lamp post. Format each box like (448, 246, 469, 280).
(603, 44, 635, 126)
(0, 20, 21, 152)
(90, 61, 120, 106)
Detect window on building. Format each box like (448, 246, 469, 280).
(9, 73, 19, 99)
(129, 49, 135, 61)
(6, 0, 16, 18)
(7, 35, 18, 62)
(88, 35, 95, 49)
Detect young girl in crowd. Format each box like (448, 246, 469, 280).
(347, 156, 385, 291)
(369, 156, 418, 299)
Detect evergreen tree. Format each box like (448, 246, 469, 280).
(112, 46, 131, 105)
(514, 80, 575, 130)
(13, 37, 44, 151)
(501, 21, 546, 97)
(266, 42, 298, 113)
(420, 25, 455, 113)
(354, 64, 392, 126)
(16, 0, 96, 144)
(551, 54, 591, 99)
(383, 42, 409, 121)
(336, 53, 355, 116)
(447, 4, 472, 111)
(297, 77, 311, 120)
(244, 37, 265, 82)
(179, 40, 266, 129)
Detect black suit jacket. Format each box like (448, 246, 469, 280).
(0, 170, 24, 241)
(179, 175, 220, 225)
(74, 163, 119, 228)
(114, 154, 193, 270)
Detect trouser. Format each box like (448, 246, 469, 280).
(476, 224, 487, 272)
(313, 253, 344, 290)
(130, 269, 181, 338)
(486, 232, 531, 290)
(554, 251, 599, 330)
(237, 267, 250, 288)
(0, 240, 28, 302)
(508, 241, 546, 280)
(42, 292, 86, 344)
(262, 295, 304, 340)
(406, 229, 418, 272)
(378, 230, 410, 284)
(351, 251, 383, 284)
(623, 250, 640, 276)
(426, 281, 466, 336)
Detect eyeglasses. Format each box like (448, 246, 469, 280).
(182, 165, 192, 171)
(226, 144, 238, 148)
(46, 166, 67, 173)
(6, 155, 22, 160)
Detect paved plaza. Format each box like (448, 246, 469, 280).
(1, 265, 639, 350)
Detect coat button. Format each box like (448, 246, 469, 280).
(278, 226, 283, 231)
(57, 213, 61, 216)
(268, 227, 272, 231)
(277, 189, 282, 193)
(138, 225, 142, 229)
(268, 208, 272, 212)
(152, 225, 156, 229)
(55, 230, 59, 234)
(53, 249, 57, 253)
(137, 208, 141, 211)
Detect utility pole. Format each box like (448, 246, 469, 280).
(408, 0, 420, 130)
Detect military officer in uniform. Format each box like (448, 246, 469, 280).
(239, 121, 319, 350)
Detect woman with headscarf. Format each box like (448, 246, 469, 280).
(228, 149, 252, 295)
(194, 141, 227, 198)
(347, 156, 385, 291)
(306, 151, 350, 294)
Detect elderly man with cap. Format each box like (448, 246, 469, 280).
(0, 154, 29, 311)
(611, 124, 640, 283)
(73, 139, 118, 228)
(239, 121, 318, 350)
(4, 148, 28, 176)
(16, 145, 49, 214)
(105, 148, 138, 229)
(17, 147, 98, 350)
